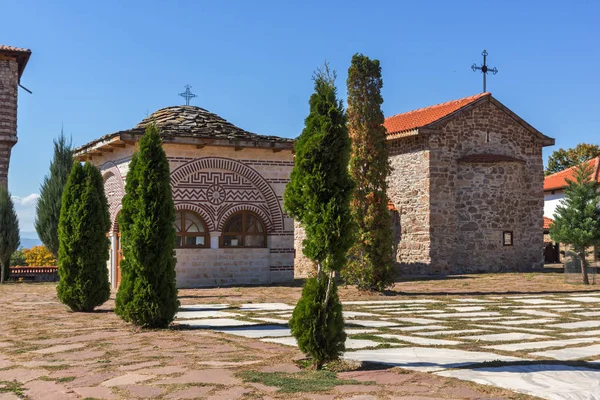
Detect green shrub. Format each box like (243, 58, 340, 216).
(290, 276, 346, 369)
(115, 123, 179, 328)
(56, 162, 111, 311)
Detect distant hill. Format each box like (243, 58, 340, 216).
(20, 237, 42, 249)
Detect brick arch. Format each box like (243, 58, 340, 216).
(217, 204, 273, 233)
(170, 157, 284, 231)
(174, 202, 215, 232)
(101, 162, 125, 232)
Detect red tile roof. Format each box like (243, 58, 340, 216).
(0, 45, 31, 53)
(544, 157, 600, 191)
(543, 217, 553, 230)
(384, 92, 491, 135)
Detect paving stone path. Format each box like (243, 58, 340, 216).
(175, 293, 600, 400)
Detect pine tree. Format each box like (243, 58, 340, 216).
(35, 131, 73, 258)
(343, 53, 395, 291)
(0, 188, 20, 283)
(550, 162, 600, 285)
(115, 123, 179, 328)
(284, 64, 353, 368)
(56, 162, 111, 311)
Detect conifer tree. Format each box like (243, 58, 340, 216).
(344, 53, 395, 291)
(0, 188, 20, 283)
(56, 162, 111, 311)
(284, 64, 353, 368)
(550, 163, 600, 285)
(35, 131, 73, 258)
(115, 123, 179, 328)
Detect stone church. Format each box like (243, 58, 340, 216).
(74, 106, 295, 288)
(0, 45, 31, 188)
(383, 92, 554, 274)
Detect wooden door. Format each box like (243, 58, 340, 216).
(116, 232, 123, 287)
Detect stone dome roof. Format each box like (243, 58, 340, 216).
(135, 105, 292, 143)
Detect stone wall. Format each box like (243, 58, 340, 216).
(428, 100, 545, 272)
(91, 144, 295, 288)
(0, 58, 18, 188)
(387, 135, 432, 273)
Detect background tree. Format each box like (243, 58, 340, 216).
(115, 123, 179, 328)
(10, 248, 27, 267)
(56, 162, 111, 311)
(546, 143, 600, 175)
(343, 53, 395, 291)
(284, 65, 353, 369)
(550, 162, 600, 284)
(23, 245, 57, 266)
(35, 131, 73, 258)
(0, 188, 20, 283)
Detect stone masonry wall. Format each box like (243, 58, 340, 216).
(0, 58, 18, 188)
(90, 144, 295, 288)
(387, 135, 432, 273)
(429, 100, 545, 272)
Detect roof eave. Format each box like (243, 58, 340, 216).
(0, 48, 31, 80)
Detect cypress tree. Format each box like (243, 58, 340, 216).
(35, 131, 73, 258)
(115, 123, 179, 328)
(343, 53, 395, 291)
(57, 162, 111, 311)
(284, 64, 353, 368)
(0, 188, 20, 283)
(550, 162, 600, 285)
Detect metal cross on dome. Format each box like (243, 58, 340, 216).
(471, 50, 498, 92)
(179, 85, 197, 106)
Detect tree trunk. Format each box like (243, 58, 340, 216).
(580, 249, 590, 285)
(0, 261, 4, 284)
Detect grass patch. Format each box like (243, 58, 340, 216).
(56, 376, 76, 383)
(237, 370, 368, 393)
(0, 380, 28, 398)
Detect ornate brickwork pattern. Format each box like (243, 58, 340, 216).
(171, 157, 284, 232)
(0, 59, 18, 187)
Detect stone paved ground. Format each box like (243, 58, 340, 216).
(0, 271, 598, 400)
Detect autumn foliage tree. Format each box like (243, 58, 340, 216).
(284, 64, 353, 368)
(546, 143, 600, 175)
(343, 53, 395, 291)
(23, 246, 57, 266)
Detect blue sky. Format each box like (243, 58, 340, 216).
(2, 0, 599, 238)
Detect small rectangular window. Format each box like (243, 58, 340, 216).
(503, 231, 513, 246)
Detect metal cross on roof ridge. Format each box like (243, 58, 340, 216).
(179, 84, 197, 106)
(471, 49, 498, 93)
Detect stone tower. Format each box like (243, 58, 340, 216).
(0, 45, 31, 188)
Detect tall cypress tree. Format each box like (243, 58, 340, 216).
(284, 64, 353, 369)
(0, 188, 20, 283)
(36, 131, 73, 258)
(57, 162, 111, 311)
(343, 53, 395, 291)
(115, 123, 179, 328)
(550, 162, 600, 285)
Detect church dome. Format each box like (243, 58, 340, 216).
(135, 105, 266, 141)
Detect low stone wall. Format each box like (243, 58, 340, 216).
(9, 266, 58, 282)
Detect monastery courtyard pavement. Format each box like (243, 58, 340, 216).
(1, 278, 600, 400)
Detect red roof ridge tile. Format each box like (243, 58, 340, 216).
(386, 92, 491, 120)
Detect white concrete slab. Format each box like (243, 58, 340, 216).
(394, 317, 441, 325)
(512, 299, 565, 305)
(500, 304, 582, 309)
(343, 311, 379, 317)
(569, 293, 600, 297)
(391, 325, 448, 332)
(458, 332, 549, 342)
(361, 306, 427, 310)
(460, 316, 531, 321)
(485, 338, 598, 352)
(376, 334, 461, 346)
(429, 312, 501, 318)
(346, 320, 399, 328)
(575, 311, 600, 317)
(175, 318, 257, 328)
(344, 299, 439, 305)
(513, 309, 559, 318)
(548, 321, 600, 330)
(447, 306, 486, 312)
(566, 297, 600, 303)
(215, 325, 291, 338)
(261, 337, 297, 347)
(175, 310, 241, 319)
(562, 329, 600, 337)
(531, 344, 600, 360)
(344, 347, 523, 372)
(250, 317, 289, 324)
(415, 329, 485, 336)
(497, 318, 555, 325)
(452, 298, 494, 303)
(345, 329, 377, 335)
(473, 324, 551, 333)
(345, 339, 382, 349)
(179, 304, 229, 310)
(239, 303, 294, 311)
(436, 364, 600, 400)
(388, 310, 441, 315)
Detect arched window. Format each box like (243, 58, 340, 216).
(175, 210, 209, 248)
(221, 211, 267, 248)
